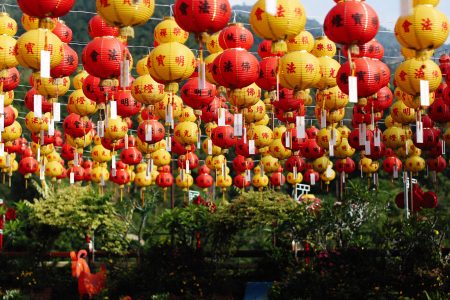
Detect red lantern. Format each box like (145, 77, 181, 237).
(63, 113, 92, 138)
(232, 155, 254, 173)
(256, 57, 278, 91)
(301, 139, 324, 160)
(110, 168, 130, 186)
(324, 0, 379, 46)
(348, 127, 374, 151)
(173, 0, 231, 34)
(257, 40, 285, 59)
(18, 156, 38, 175)
(82, 75, 119, 104)
(335, 158, 356, 174)
(52, 20, 73, 43)
(177, 152, 199, 170)
(236, 137, 259, 157)
(180, 77, 216, 109)
(156, 168, 174, 189)
(281, 127, 306, 151)
(366, 86, 393, 113)
(306, 126, 319, 139)
(17, 0, 75, 18)
(211, 125, 235, 149)
(337, 58, 385, 98)
(171, 136, 194, 155)
(426, 140, 444, 158)
(343, 39, 384, 60)
(272, 88, 304, 112)
(120, 147, 143, 165)
(201, 97, 232, 123)
(51, 44, 78, 78)
(61, 143, 77, 161)
(303, 168, 319, 184)
(0, 68, 20, 92)
(137, 120, 165, 144)
(31, 131, 55, 146)
(68, 166, 85, 182)
(5, 138, 27, 154)
(195, 165, 213, 190)
(218, 23, 254, 50)
(421, 191, 438, 209)
(274, 107, 306, 124)
(413, 128, 439, 150)
(115, 90, 142, 118)
(102, 137, 125, 151)
(365, 141, 386, 160)
(233, 173, 250, 189)
(2, 105, 15, 128)
(88, 14, 119, 38)
(383, 156, 402, 175)
(82, 37, 125, 79)
(285, 155, 305, 172)
(427, 156, 447, 173)
(270, 168, 285, 187)
(212, 48, 259, 89)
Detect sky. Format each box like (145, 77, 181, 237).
(231, 0, 450, 34)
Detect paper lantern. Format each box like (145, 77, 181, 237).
(52, 20, 72, 43)
(137, 120, 165, 144)
(343, 39, 384, 60)
(104, 117, 128, 141)
(96, 0, 155, 28)
(17, 0, 75, 18)
(249, 0, 306, 51)
(211, 125, 235, 149)
(147, 42, 195, 85)
(324, 0, 379, 46)
(154, 16, 189, 44)
(211, 48, 259, 89)
(173, 0, 231, 34)
(256, 56, 278, 91)
(315, 86, 348, 111)
(50, 44, 78, 78)
(286, 31, 314, 52)
(63, 113, 92, 138)
(279, 50, 321, 90)
(219, 23, 254, 50)
(67, 89, 97, 117)
(243, 100, 266, 123)
(0, 68, 19, 92)
(316, 56, 340, 90)
(115, 90, 142, 118)
(16, 28, 63, 70)
(82, 36, 125, 79)
(0, 35, 18, 69)
(206, 32, 223, 53)
(82, 75, 119, 104)
(174, 121, 199, 146)
(228, 83, 261, 108)
(248, 124, 273, 148)
(0, 12, 17, 36)
(88, 14, 119, 38)
(131, 74, 166, 105)
(257, 39, 285, 58)
(395, 4, 449, 51)
(180, 77, 216, 109)
(311, 36, 336, 57)
(32, 73, 70, 98)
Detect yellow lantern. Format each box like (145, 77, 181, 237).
(154, 16, 189, 44)
(21, 13, 56, 31)
(313, 156, 331, 173)
(261, 154, 280, 173)
(287, 171, 303, 185)
(405, 155, 426, 172)
(91, 165, 110, 184)
(0, 35, 18, 69)
(151, 148, 171, 166)
(0, 12, 17, 36)
(16, 28, 63, 70)
(279, 50, 321, 90)
(46, 150, 61, 162)
(45, 160, 64, 178)
(286, 31, 314, 52)
(204, 52, 221, 85)
(202, 138, 222, 155)
(311, 36, 336, 57)
(0, 153, 15, 169)
(395, 139, 420, 158)
(273, 126, 287, 139)
(178, 106, 197, 122)
(154, 94, 184, 121)
(316, 127, 342, 149)
(104, 117, 128, 141)
(2, 90, 14, 106)
(31, 142, 54, 156)
(217, 173, 232, 190)
(413, 0, 439, 6)
(390, 100, 416, 124)
(252, 166, 269, 190)
(382, 126, 407, 149)
(228, 83, 262, 109)
(394, 58, 442, 96)
(175, 170, 193, 191)
(131, 74, 166, 105)
(316, 56, 340, 90)
(321, 169, 336, 185)
(249, 0, 306, 52)
(91, 144, 112, 163)
(174, 121, 199, 146)
(337, 125, 351, 139)
(136, 55, 150, 76)
(360, 157, 379, 174)
(2, 121, 21, 142)
(269, 139, 292, 160)
(254, 113, 270, 126)
(134, 171, 152, 188)
(212, 155, 226, 170)
(334, 138, 355, 159)
(248, 124, 273, 148)
(243, 100, 266, 123)
(147, 42, 196, 88)
(73, 70, 89, 90)
(32, 73, 71, 97)
(204, 122, 217, 138)
(66, 133, 93, 149)
(206, 32, 223, 54)
(395, 87, 435, 110)
(68, 89, 98, 116)
(394, 4, 448, 51)
(96, 0, 155, 32)
(24, 111, 50, 134)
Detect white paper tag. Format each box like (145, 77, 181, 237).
(149, 158, 154, 174)
(163, 137, 170, 152)
(400, 0, 412, 16)
(120, 59, 130, 88)
(0, 115, 4, 132)
(330, 129, 337, 146)
(100, 174, 105, 186)
(259, 164, 264, 177)
(40, 50, 51, 78)
(296, 116, 306, 139)
(234, 113, 243, 137)
(348, 76, 358, 103)
(359, 123, 366, 146)
(420, 80, 430, 106)
(405, 141, 409, 155)
(5, 153, 10, 167)
(246, 169, 251, 182)
(222, 162, 226, 177)
(265, 0, 277, 16)
(365, 139, 371, 155)
(186, 158, 190, 174)
(393, 165, 398, 178)
(341, 171, 345, 183)
(243, 127, 247, 144)
(442, 139, 446, 155)
(329, 142, 334, 157)
(285, 131, 291, 148)
(48, 119, 55, 136)
(197, 131, 201, 149)
(110, 100, 117, 120)
(325, 165, 333, 178)
(124, 134, 129, 149)
(218, 108, 226, 126)
(70, 171, 75, 184)
(53, 102, 60, 122)
(198, 62, 206, 90)
(320, 110, 327, 129)
(111, 155, 116, 171)
(112, 168, 117, 176)
(34, 95, 42, 118)
(0, 143, 4, 157)
(293, 166, 298, 180)
(74, 152, 79, 167)
(310, 173, 316, 185)
(36, 147, 41, 161)
(207, 139, 212, 155)
(249, 140, 255, 155)
(0, 95, 4, 115)
(374, 129, 381, 147)
(165, 104, 173, 125)
(97, 120, 104, 138)
(145, 123, 153, 142)
(40, 130, 45, 145)
(416, 121, 423, 143)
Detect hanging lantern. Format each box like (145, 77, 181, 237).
(52, 20, 72, 43)
(256, 56, 278, 91)
(17, 0, 75, 18)
(324, 0, 379, 46)
(228, 83, 261, 109)
(311, 36, 336, 58)
(67, 89, 97, 117)
(131, 74, 166, 105)
(82, 75, 119, 104)
(88, 14, 119, 38)
(211, 48, 259, 89)
(63, 113, 92, 138)
(206, 32, 223, 53)
(174, 121, 199, 147)
(279, 50, 321, 90)
(32, 73, 70, 98)
(180, 77, 216, 109)
(154, 16, 189, 45)
(0, 12, 17, 36)
(0, 35, 18, 69)
(115, 90, 142, 118)
(50, 44, 78, 78)
(173, 0, 231, 35)
(218, 23, 254, 50)
(286, 31, 314, 52)
(249, 0, 306, 52)
(211, 125, 235, 149)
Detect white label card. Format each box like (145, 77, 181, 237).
(166, 136, 172, 152)
(53, 102, 60, 122)
(234, 113, 243, 137)
(34, 95, 42, 118)
(310, 173, 316, 185)
(365, 139, 371, 155)
(348, 76, 358, 103)
(40, 50, 51, 78)
(48, 119, 55, 136)
(0, 95, 4, 114)
(110, 101, 117, 120)
(328, 142, 334, 157)
(0, 143, 3, 157)
(207, 139, 212, 155)
(296, 116, 306, 139)
(70, 172, 75, 184)
(265, 0, 277, 16)
(416, 121, 423, 143)
(400, 0, 413, 16)
(112, 155, 116, 169)
(145, 123, 153, 142)
(359, 123, 366, 146)
(374, 129, 381, 147)
(249, 140, 255, 155)
(198, 62, 206, 90)
(420, 80, 430, 106)
(218, 108, 226, 126)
